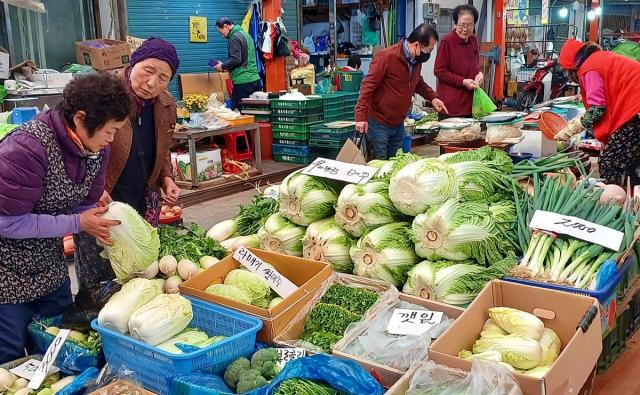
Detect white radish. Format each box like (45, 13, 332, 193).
(177, 259, 199, 281)
(0, 368, 13, 391)
(221, 235, 259, 251)
(12, 378, 27, 390)
(159, 255, 178, 276)
(138, 260, 159, 279)
(13, 389, 32, 395)
(165, 275, 183, 294)
(153, 278, 166, 292)
(199, 256, 219, 269)
(206, 219, 237, 242)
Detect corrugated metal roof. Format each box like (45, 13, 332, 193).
(127, 0, 298, 97)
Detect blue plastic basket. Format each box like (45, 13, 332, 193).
(91, 297, 262, 395)
(504, 256, 635, 333)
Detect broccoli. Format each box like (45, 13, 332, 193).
(250, 348, 281, 379)
(236, 369, 268, 393)
(223, 357, 251, 390)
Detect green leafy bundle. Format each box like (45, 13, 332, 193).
(319, 284, 378, 315)
(274, 379, 347, 395)
(235, 194, 280, 236)
(158, 223, 228, 261)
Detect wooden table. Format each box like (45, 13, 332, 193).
(172, 123, 261, 189)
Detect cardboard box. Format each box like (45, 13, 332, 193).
(332, 294, 465, 389)
(429, 280, 602, 395)
(0, 47, 9, 79)
(180, 248, 333, 343)
(171, 149, 223, 182)
(32, 72, 73, 88)
(103, 67, 127, 79)
(75, 39, 131, 70)
(178, 72, 231, 102)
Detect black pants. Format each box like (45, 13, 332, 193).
(599, 116, 640, 186)
(231, 79, 263, 110)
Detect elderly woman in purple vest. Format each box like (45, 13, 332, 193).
(0, 73, 132, 363)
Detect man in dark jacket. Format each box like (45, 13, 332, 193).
(215, 17, 262, 109)
(355, 24, 448, 159)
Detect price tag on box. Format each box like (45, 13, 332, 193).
(10, 359, 59, 380)
(529, 210, 624, 251)
(275, 347, 306, 368)
(302, 158, 378, 184)
(234, 247, 298, 298)
(28, 329, 70, 389)
(386, 309, 444, 337)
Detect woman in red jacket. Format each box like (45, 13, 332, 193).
(555, 39, 640, 185)
(434, 5, 484, 119)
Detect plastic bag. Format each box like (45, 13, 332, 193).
(472, 88, 497, 119)
(335, 300, 454, 372)
(435, 123, 482, 143)
(265, 354, 384, 395)
(407, 360, 522, 395)
(27, 316, 103, 374)
(169, 373, 236, 395)
(57, 367, 100, 395)
(485, 123, 522, 144)
(273, 273, 399, 353)
(84, 364, 150, 395)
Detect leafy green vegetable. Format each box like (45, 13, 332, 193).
(302, 303, 361, 337)
(205, 284, 252, 304)
(98, 278, 163, 334)
(279, 170, 341, 226)
(235, 194, 280, 236)
(159, 223, 228, 261)
(302, 218, 356, 273)
(257, 213, 306, 257)
(224, 357, 251, 390)
(237, 369, 268, 393)
(472, 334, 542, 370)
(224, 358, 251, 390)
(224, 269, 272, 307)
(319, 284, 378, 315)
(274, 379, 346, 395)
(250, 348, 281, 379)
(300, 331, 342, 353)
(156, 328, 210, 354)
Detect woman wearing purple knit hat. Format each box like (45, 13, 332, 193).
(73, 37, 181, 307)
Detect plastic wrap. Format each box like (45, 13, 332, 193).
(485, 124, 523, 144)
(334, 300, 454, 372)
(85, 364, 153, 395)
(273, 273, 399, 353)
(57, 368, 100, 395)
(407, 360, 522, 395)
(169, 373, 237, 395)
(27, 316, 102, 374)
(435, 123, 482, 143)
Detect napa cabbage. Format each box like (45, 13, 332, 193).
(257, 213, 306, 256)
(278, 171, 340, 226)
(128, 294, 193, 345)
(98, 278, 163, 334)
(303, 218, 356, 273)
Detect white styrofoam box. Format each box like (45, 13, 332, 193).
(171, 149, 223, 182)
(32, 72, 73, 88)
(510, 130, 557, 158)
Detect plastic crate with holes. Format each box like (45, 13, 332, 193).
(91, 297, 262, 395)
(516, 67, 537, 83)
(271, 112, 323, 125)
(271, 97, 322, 110)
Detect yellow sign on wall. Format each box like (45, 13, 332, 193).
(190, 16, 208, 43)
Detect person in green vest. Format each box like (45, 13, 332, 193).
(215, 17, 262, 110)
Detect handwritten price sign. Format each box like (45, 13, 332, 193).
(275, 347, 306, 368)
(529, 210, 624, 251)
(302, 158, 378, 184)
(28, 329, 69, 389)
(234, 247, 298, 298)
(386, 309, 444, 336)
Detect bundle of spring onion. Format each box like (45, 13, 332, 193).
(511, 173, 639, 289)
(511, 151, 587, 178)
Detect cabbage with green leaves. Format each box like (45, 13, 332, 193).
(539, 328, 561, 365)
(99, 202, 160, 281)
(128, 294, 193, 346)
(389, 158, 458, 216)
(257, 213, 306, 256)
(411, 199, 513, 265)
(472, 333, 542, 370)
(278, 171, 340, 226)
(335, 182, 405, 237)
(98, 278, 163, 334)
(402, 254, 516, 306)
(370, 151, 421, 182)
(350, 222, 420, 286)
(224, 269, 273, 308)
(303, 218, 356, 273)
(206, 283, 252, 304)
(489, 307, 544, 341)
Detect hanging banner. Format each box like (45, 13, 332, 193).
(190, 16, 208, 43)
(506, 0, 529, 25)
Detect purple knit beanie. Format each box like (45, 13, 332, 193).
(130, 37, 180, 77)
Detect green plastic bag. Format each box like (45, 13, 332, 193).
(472, 88, 497, 118)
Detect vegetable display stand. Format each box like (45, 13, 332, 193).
(504, 255, 635, 334)
(91, 298, 262, 395)
(179, 248, 333, 343)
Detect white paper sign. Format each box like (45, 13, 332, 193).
(10, 359, 59, 380)
(234, 246, 298, 298)
(386, 309, 444, 337)
(529, 210, 624, 251)
(28, 329, 70, 389)
(276, 347, 306, 368)
(302, 158, 378, 184)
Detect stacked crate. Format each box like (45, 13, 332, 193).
(271, 97, 324, 164)
(320, 93, 344, 123)
(341, 92, 359, 121)
(308, 121, 356, 159)
(240, 99, 271, 122)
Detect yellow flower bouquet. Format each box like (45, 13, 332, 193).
(183, 94, 209, 113)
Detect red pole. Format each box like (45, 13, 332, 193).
(493, 0, 506, 101)
(262, 0, 287, 92)
(588, 0, 600, 43)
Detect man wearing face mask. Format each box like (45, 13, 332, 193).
(355, 23, 447, 160)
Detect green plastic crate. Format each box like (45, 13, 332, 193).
(272, 131, 309, 141)
(271, 98, 322, 110)
(311, 121, 355, 134)
(309, 139, 347, 148)
(274, 138, 308, 146)
(319, 93, 343, 105)
(273, 153, 317, 164)
(272, 122, 322, 133)
(338, 71, 363, 92)
(271, 107, 322, 116)
(271, 113, 323, 124)
(311, 146, 341, 159)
